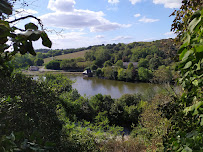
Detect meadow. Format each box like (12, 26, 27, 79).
(44, 50, 89, 64)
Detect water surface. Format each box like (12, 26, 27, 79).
(67, 75, 168, 98)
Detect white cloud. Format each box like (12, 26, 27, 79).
(112, 36, 132, 41)
(48, 0, 75, 12)
(153, 0, 182, 9)
(164, 31, 176, 38)
(90, 21, 131, 32)
(129, 0, 142, 5)
(33, 31, 108, 49)
(164, 31, 174, 36)
(138, 16, 159, 23)
(108, 0, 119, 4)
(134, 13, 141, 18)
(96, 35, 104, 39)
(40, 0, 130, 32)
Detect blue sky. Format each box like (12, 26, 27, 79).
(12, 0, 182, 49)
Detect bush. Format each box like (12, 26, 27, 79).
(45, 60, 61, 70)
(60, 59, 77, 70)
(0, 73, 63, 151)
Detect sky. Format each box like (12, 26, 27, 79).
(11, 0, 182, 49)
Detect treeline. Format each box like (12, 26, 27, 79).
(45, 58, 87, 71)
(84, 39, 178, 83)
(11, 54, 44, 69)
(45, 39, 178, 83)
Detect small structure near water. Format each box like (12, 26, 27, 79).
(83, 69, 93, 77)
(29, 66, 39, 71)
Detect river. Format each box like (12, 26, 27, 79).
(65, 75, 178, 99)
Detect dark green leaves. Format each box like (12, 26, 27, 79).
(25, 23, 38, 30)
(0, 0, 12, 15)
(41, 32, 52, 48)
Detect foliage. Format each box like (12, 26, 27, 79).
(115, 60, 123, 68)
(45, 60, 61, 70)
(102, 66, 117, 80)
(164, 6, 203, 151)
(60, 59, 77, 70)
(0, 73, 62, 151)
(149, 56, 163, 70)
(117, 68, 126, 81)
(110, 94, 142, 128)
(43, 73, 73, 94)
(138, 67, 153, 82)
(34, 58, 44, 66)
(0, 0, 51, 76)
(103, 60, 112, 67)
(132, 93, 172, 151)
(138, 58, 149, 68)
(170, 0, 203, 39)
(11, 54, 33, 69)
(152, 65, 173, 83)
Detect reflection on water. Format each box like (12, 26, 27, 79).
(67, 75, 169, 99)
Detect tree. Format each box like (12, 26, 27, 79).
(60, 59, 77, 70)
(45, 60, 61, 70)
(152, 65, 173, 83)
(104, 60, 112, 67)
(149, 56, 162, 70)
(138, 67, 153, 82)
(34, 58, 44, 66)
(138, 58, 149, 68)
(115, 60, 123, 68)
(170, 0, 203, 39)
(12, 54, 33, 69)
(117, 68, 126, 81)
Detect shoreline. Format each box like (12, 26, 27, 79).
(22, 70, 83, 76)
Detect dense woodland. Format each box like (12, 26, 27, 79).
(0, 0, 202, 152)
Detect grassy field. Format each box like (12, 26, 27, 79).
(44, 50, 89, 64)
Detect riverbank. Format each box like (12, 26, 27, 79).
(22, 70, 83, 76)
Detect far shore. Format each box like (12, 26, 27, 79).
(22, 70, 83, 76)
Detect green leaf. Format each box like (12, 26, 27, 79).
(182, 146, 192, 152)
(200, 115, 203, 126)
(178, 43, 188, 54)
(195, 45, 203, 53)
(0, 0, 12, 15)
(183, 61, 192, 69)
(181, 50, 193, 61)
(192, 80, 198, 86)
(189, 16, 201, 33)
(28, 33, 41, 41)
(179, 48, 187, 60)
(25, 23, 38, 30)
(26, 41, 36, 56)
(41, 32, 52, 48)
(10, 132, 15, 141)
(183, 33, 191, 45)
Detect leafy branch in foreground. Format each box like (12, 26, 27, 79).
(0, 0, 52, 75)
(165, 7, 203, 152)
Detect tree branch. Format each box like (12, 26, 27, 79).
(8, 15, 43, 28)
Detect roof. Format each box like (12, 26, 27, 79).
(123, 62, 138, 68)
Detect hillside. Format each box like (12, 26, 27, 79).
(44, 50, 89, 64)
